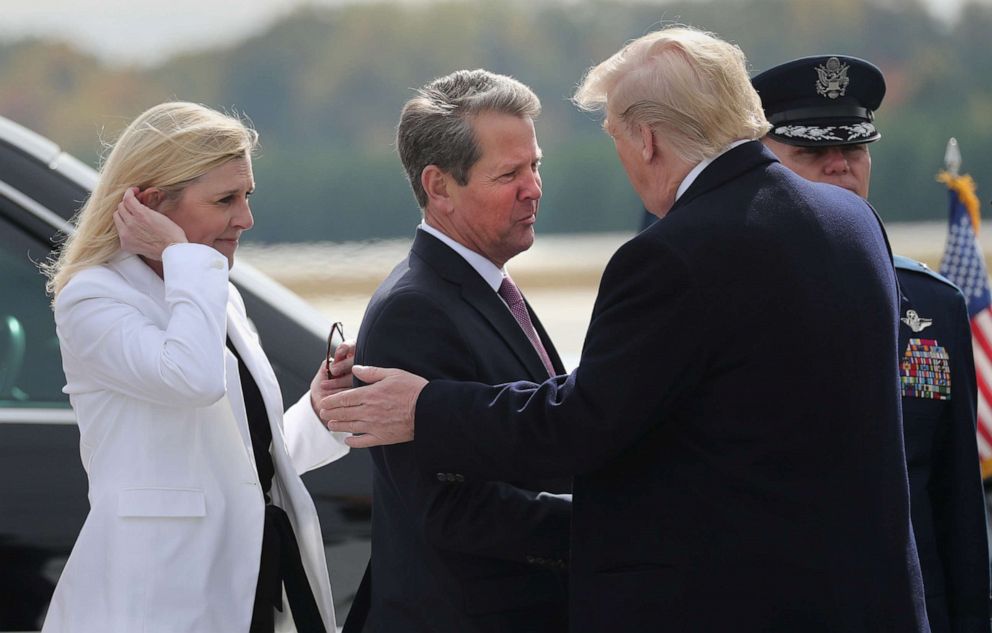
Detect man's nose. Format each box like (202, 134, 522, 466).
(823, 148, 850, 175)
(520, 169, 542, 200)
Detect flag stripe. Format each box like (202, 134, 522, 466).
(972, 312, 992, 360)
(977, 420, 992, 459)
(977, 401, 992, 453)
(971, 336, 992, 385)
(938, 177, 992, 476)
(971, 325, 992, 451)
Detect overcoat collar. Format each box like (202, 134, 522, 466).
(668, 141, 778, 215)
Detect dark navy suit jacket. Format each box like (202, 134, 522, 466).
(895, 256, 991, 633)
(354, 230, 571, 633)
(416, 142, 930, 632)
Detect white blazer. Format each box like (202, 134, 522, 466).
(43, 244, 349, 633)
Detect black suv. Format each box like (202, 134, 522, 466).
(0, 115, 371, 631)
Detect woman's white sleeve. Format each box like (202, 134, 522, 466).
(56, 244, 230, 406)
(283, 392, 350, 474)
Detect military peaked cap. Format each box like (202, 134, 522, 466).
(752, 55, 886, 147)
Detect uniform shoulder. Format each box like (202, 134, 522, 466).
(893, 255, 962, 293)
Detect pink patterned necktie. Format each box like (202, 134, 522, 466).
(498, 276, 555, 377)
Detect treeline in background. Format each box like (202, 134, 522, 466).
(2, 0, 991, 243)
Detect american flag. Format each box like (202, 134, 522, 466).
(936, 171, 992, 477)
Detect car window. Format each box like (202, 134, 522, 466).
(0, 214, 69, 408)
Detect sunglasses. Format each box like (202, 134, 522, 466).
(325, 321, 346, 379)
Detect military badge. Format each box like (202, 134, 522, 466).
(900, 309, 933, 333)
(815, 57, 850, 99)
(901, 338, 951, 400)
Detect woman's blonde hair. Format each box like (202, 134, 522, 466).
(42, 101, 258, 298)
(573, 26, 770, 163)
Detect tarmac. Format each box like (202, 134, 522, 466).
(239, 222, 975, 369)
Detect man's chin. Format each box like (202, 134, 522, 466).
(520, 228, 536, 247)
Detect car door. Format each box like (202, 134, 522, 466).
(0, 203, 88, 631)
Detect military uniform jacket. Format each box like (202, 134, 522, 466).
(354, 230, 571, 633)
(416, 141, 929, 632)
(895, 255, 991, 633)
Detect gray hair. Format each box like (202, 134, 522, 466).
(397, 69, 541, 209)
(574, 26, 770, 163)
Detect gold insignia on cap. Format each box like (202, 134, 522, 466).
(815, 57, 850, 99)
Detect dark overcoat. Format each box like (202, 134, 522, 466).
(417, 142, 929, 632)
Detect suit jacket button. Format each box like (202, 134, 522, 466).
(436, 473, 446, 481)
(526, 555, 536, 564)
(454, 474, 465, 482)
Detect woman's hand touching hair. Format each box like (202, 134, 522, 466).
(113, 187, 188, 260)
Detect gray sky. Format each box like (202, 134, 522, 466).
(0, 0, 409, 65)
(0, 0, 975, 67)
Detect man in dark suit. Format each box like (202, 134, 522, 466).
(323, 28, 928, 632)
(753, 55, 990, 633)
(347, 69, 570, 633)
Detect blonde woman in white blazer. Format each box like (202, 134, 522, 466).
(40, 102, 352, 633)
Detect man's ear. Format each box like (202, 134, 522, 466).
(639, 125, 657, 162)
(422, 165, 454, 213)
(136, 187, 166, 211)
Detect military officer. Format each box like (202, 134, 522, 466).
(753, 55, 991, 633)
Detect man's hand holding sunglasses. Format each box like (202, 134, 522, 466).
(308, 322, 356, 417)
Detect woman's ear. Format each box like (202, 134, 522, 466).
(136, 187, 165, 211)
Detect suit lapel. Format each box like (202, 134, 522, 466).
(225, 303, 287, 456)
(412, 231, 554, 381)
(462, 280, 552, 381)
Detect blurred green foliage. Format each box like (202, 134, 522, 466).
(2, 0, 991, 242)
